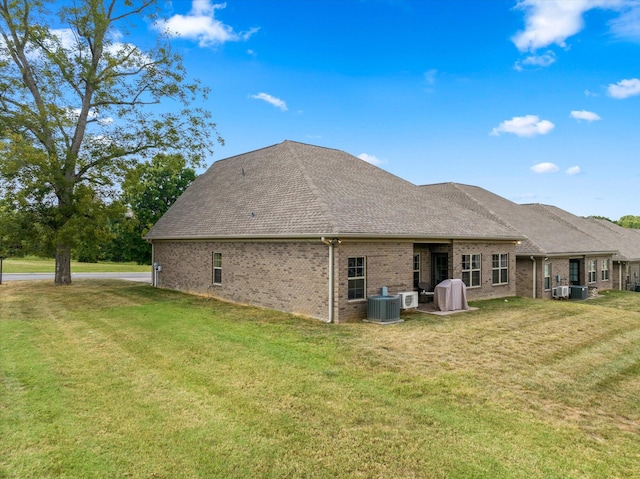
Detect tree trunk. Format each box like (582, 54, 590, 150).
(55, 243, 72, 284)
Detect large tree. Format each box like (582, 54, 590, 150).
(0, 0, 221, 283)
(109, 153, 196, 265)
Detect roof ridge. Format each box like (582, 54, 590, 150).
(285, 141, 340, 233)
(524, 203, 605, 243)
(451, 183, 549, 254)
(450, 183, 514, 229)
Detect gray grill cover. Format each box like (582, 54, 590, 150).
(434, 279, 469, 312)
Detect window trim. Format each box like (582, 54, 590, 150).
(413, 253, 420, 289)
(544, 263, 551, 290)
(212, 252, 222, 285)
(462, 253, 481, 288)
(601, 259, 609, 281)
(348, 256, 366, 301)
(588, 259, 597, 283)
(492, 253, 509, 286)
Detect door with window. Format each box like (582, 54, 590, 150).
(569, 259, 580, 285)
(431, 253, 448, 288)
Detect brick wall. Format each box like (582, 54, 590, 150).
(516, 257, 534, 298)
(585, 255, 614, 292)
(619, 260, 640, 290)
(517, 255, 614, 300)
(451, 241, 517, 300)
(153, 240, 330, 321)
(334, 241, 414, 322)
(153, 238, 520, 323)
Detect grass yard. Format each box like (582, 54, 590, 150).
(1, 282, 639, 478)
(1, 256, 150, 273)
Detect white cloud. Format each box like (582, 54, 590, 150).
(514, 51, 556, 71)
(570, 110, 601, 121)
(512, 0, 624, 52)
(566, 166, 582, 175)
(608, 3, 640, 40)
(584, 89, 598, 97)
(358, 153, 384, 166)
(607, 78, 640, 99)
(490, 115, 555, 137)
(423, 69, 438, 85)
(153, 1, 258, 48)
(250, 92, 287, 111)
(531, 162, 560, 173)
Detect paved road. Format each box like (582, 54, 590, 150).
(1, 272, 152, 283)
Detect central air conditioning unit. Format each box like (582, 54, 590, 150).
(570, 285, 588, 300)
(367, 295, 401, 323)
(552, 285, 569, 299)
(398, 291, 419, 309)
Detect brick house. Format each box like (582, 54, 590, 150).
(146, 141, 522, 322)
(423, 183, 617, 299)
(524, 205, 640, 291)
(587, 218, 640, 290)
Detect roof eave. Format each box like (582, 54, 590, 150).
(146, 232, 524, 242)
(516, 250, 619, 258)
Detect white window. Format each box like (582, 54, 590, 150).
(544, 263, 551, 290)
(601, 259, 609, 281)
(588, 260, 597, 283)
(413, 254, 420, 288)
(348, 257, 366, 300)
(492, 253, 509, 285)
(213, 252, 222, 284)
(462, 254, 481, 288)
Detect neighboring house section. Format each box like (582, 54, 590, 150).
(525, 207, 640, 291)
(146, 141, 522, 322)
(589, 218, 640, 290)
(422, 183, 617, 299)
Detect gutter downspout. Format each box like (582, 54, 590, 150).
(321, 237, 334, 323)
(530, 256, 536, 299)
(152, 242, 156, 287)
(619, 261, 623, 291)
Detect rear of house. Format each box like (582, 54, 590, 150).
(146, 141, 521, 322)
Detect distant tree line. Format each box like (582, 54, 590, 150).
(0, 153, 195, 265)
(617, 215, 640, 229)
(591, 215, 640, 229)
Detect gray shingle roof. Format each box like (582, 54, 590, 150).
(146, 141, 521, 240)
(421, 183, 615, 256)
(524, 205, 640, 261)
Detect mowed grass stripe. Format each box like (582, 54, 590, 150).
(1, 281, 639, 478)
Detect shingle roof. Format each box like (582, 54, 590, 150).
(524, 205, 640, 261)
(421, 183, 615, 256)
(146, 141, 521, 240)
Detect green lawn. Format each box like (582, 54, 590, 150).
(1, 282, 638, 478)
(1, 256, 150, 273)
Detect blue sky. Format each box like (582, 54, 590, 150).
(144, 0, 639, 220)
